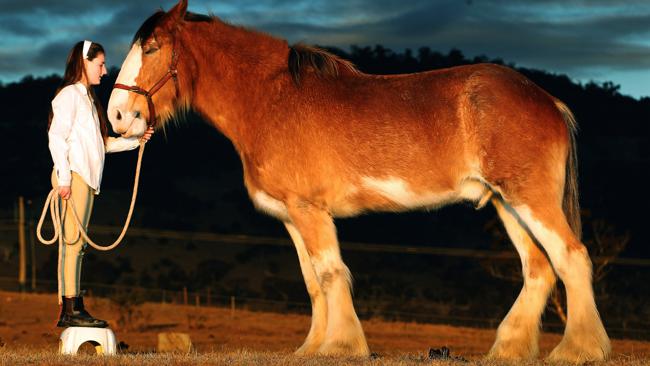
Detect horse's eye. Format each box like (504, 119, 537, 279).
(144, 47, 159, 55)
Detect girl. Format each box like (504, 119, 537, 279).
(48, 40, 153, 327)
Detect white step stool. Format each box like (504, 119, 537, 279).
(59, 327, 117, 355)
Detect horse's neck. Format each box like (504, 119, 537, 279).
(183, 21, 288, 151)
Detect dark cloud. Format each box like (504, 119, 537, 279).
(244, 0, 650, 77)
(90, 3, 169, 58)
(0, 17, 46, 36)
(0, 50, 34, 74)
(17, 3, 169, 75)
(32, 41, 72, 69)
(0, 0, 135, 16)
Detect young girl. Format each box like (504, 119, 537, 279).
(48, 40, 153, 327)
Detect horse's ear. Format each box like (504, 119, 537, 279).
(166, 0, 188, 23)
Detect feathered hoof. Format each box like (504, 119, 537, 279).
(487, 339, 538, 361)
(294, 340, 321, 356)
(546, 336, 611, 364)
(317, 340, 370, 357)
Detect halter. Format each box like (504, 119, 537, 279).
(113, 33, 180, 129)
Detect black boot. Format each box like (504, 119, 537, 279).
(57, 295, 108, 328)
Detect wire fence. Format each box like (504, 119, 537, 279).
(4, 221, 650, 266)
(1, 275, 649, 341)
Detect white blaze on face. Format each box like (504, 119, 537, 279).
(108, 43, 143, 133)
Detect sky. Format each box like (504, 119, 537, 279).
(0, 0, 648, 99)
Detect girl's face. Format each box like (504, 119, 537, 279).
(84, 53, 107, 85)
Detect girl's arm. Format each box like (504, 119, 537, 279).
(48, 88, 77, 186)
(105, 127, 154, 153)
(105, 136, 140, 153)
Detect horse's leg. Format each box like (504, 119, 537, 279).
(487, 198, 556, 360)
(515, 203, 610, 362)
(284, 222, 327, 355)
(286, 201, 369, 356)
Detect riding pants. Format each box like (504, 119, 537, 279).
(51, 170, 94, 303)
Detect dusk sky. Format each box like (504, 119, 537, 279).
(0, 0, 648, 99)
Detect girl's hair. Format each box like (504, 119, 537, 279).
(48, 41, 109, 144)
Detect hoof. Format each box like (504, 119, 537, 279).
(547, 336, 611, 364)
(488, 317, 539, 361)
(317, 340, 370, 357)
(487, 339, 538, 360)
(294, 341, 321, 356)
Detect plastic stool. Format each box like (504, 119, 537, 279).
(59, 327, 117, 355)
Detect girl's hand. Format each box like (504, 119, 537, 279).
(140, 126, 154, 143)
(58, 186, 71, 200)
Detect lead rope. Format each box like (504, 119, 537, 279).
(36, 141, 146, 251)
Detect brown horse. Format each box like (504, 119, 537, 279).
(108, 0, 610, 362)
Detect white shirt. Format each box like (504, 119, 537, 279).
(48, 82, 140, 194)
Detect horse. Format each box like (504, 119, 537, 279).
(107, 0, 610, 362)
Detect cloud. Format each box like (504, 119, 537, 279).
(0, 49, 35, 74)
(7, 3, 171, 78)
(0, 0, 648, 97)
(0, 16, 46, 37)
(89, 3, 171, 60)
(32, 41, 72, 68)
(234, 0, 650, 76)
(1, 0, 136, 16)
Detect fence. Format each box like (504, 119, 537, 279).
(6, 220, 649, 265)
(1, 274, 649, 341)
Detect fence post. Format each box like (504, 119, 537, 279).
(29, 218, 36, 291)
(18, 196, 27, 292)
(195, 293, 200, 307)
(230, 296, 235, 318)
(206, 287, 211, 307)
(183, 286, 188, 306)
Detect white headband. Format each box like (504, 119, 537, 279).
(82, 40, 92, 59)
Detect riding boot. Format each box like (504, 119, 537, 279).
(56, 295, 108, 328)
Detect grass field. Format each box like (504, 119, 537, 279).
(2, 291, 649, 365)
(4, 348, 650, 366)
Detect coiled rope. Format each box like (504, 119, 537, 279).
(36, 142, 146, 251)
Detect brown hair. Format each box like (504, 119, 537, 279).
(48, 41, 109, 144)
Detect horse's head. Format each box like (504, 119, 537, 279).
(108, 0, 188, 137)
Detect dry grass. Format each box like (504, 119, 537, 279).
(1, 348, 650, 366)
(1, 291, 650, 365)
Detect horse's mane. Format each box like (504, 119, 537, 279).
(131, 10, 360, 86)
(288, 44, 360, 86)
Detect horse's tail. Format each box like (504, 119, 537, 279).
(554, 99, 582, 240)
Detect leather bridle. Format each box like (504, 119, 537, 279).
(113, 34, 180, 129)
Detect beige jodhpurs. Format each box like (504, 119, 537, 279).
(51, 170, 94, 302)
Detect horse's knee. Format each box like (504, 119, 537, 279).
(525, 249, 556, 289)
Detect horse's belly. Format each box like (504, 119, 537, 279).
(330, 176, 464, 217)
(250, 177, 488, 220)
(251, 190, 290, 221)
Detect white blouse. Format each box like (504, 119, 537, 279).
(48, 82, 140, 194)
